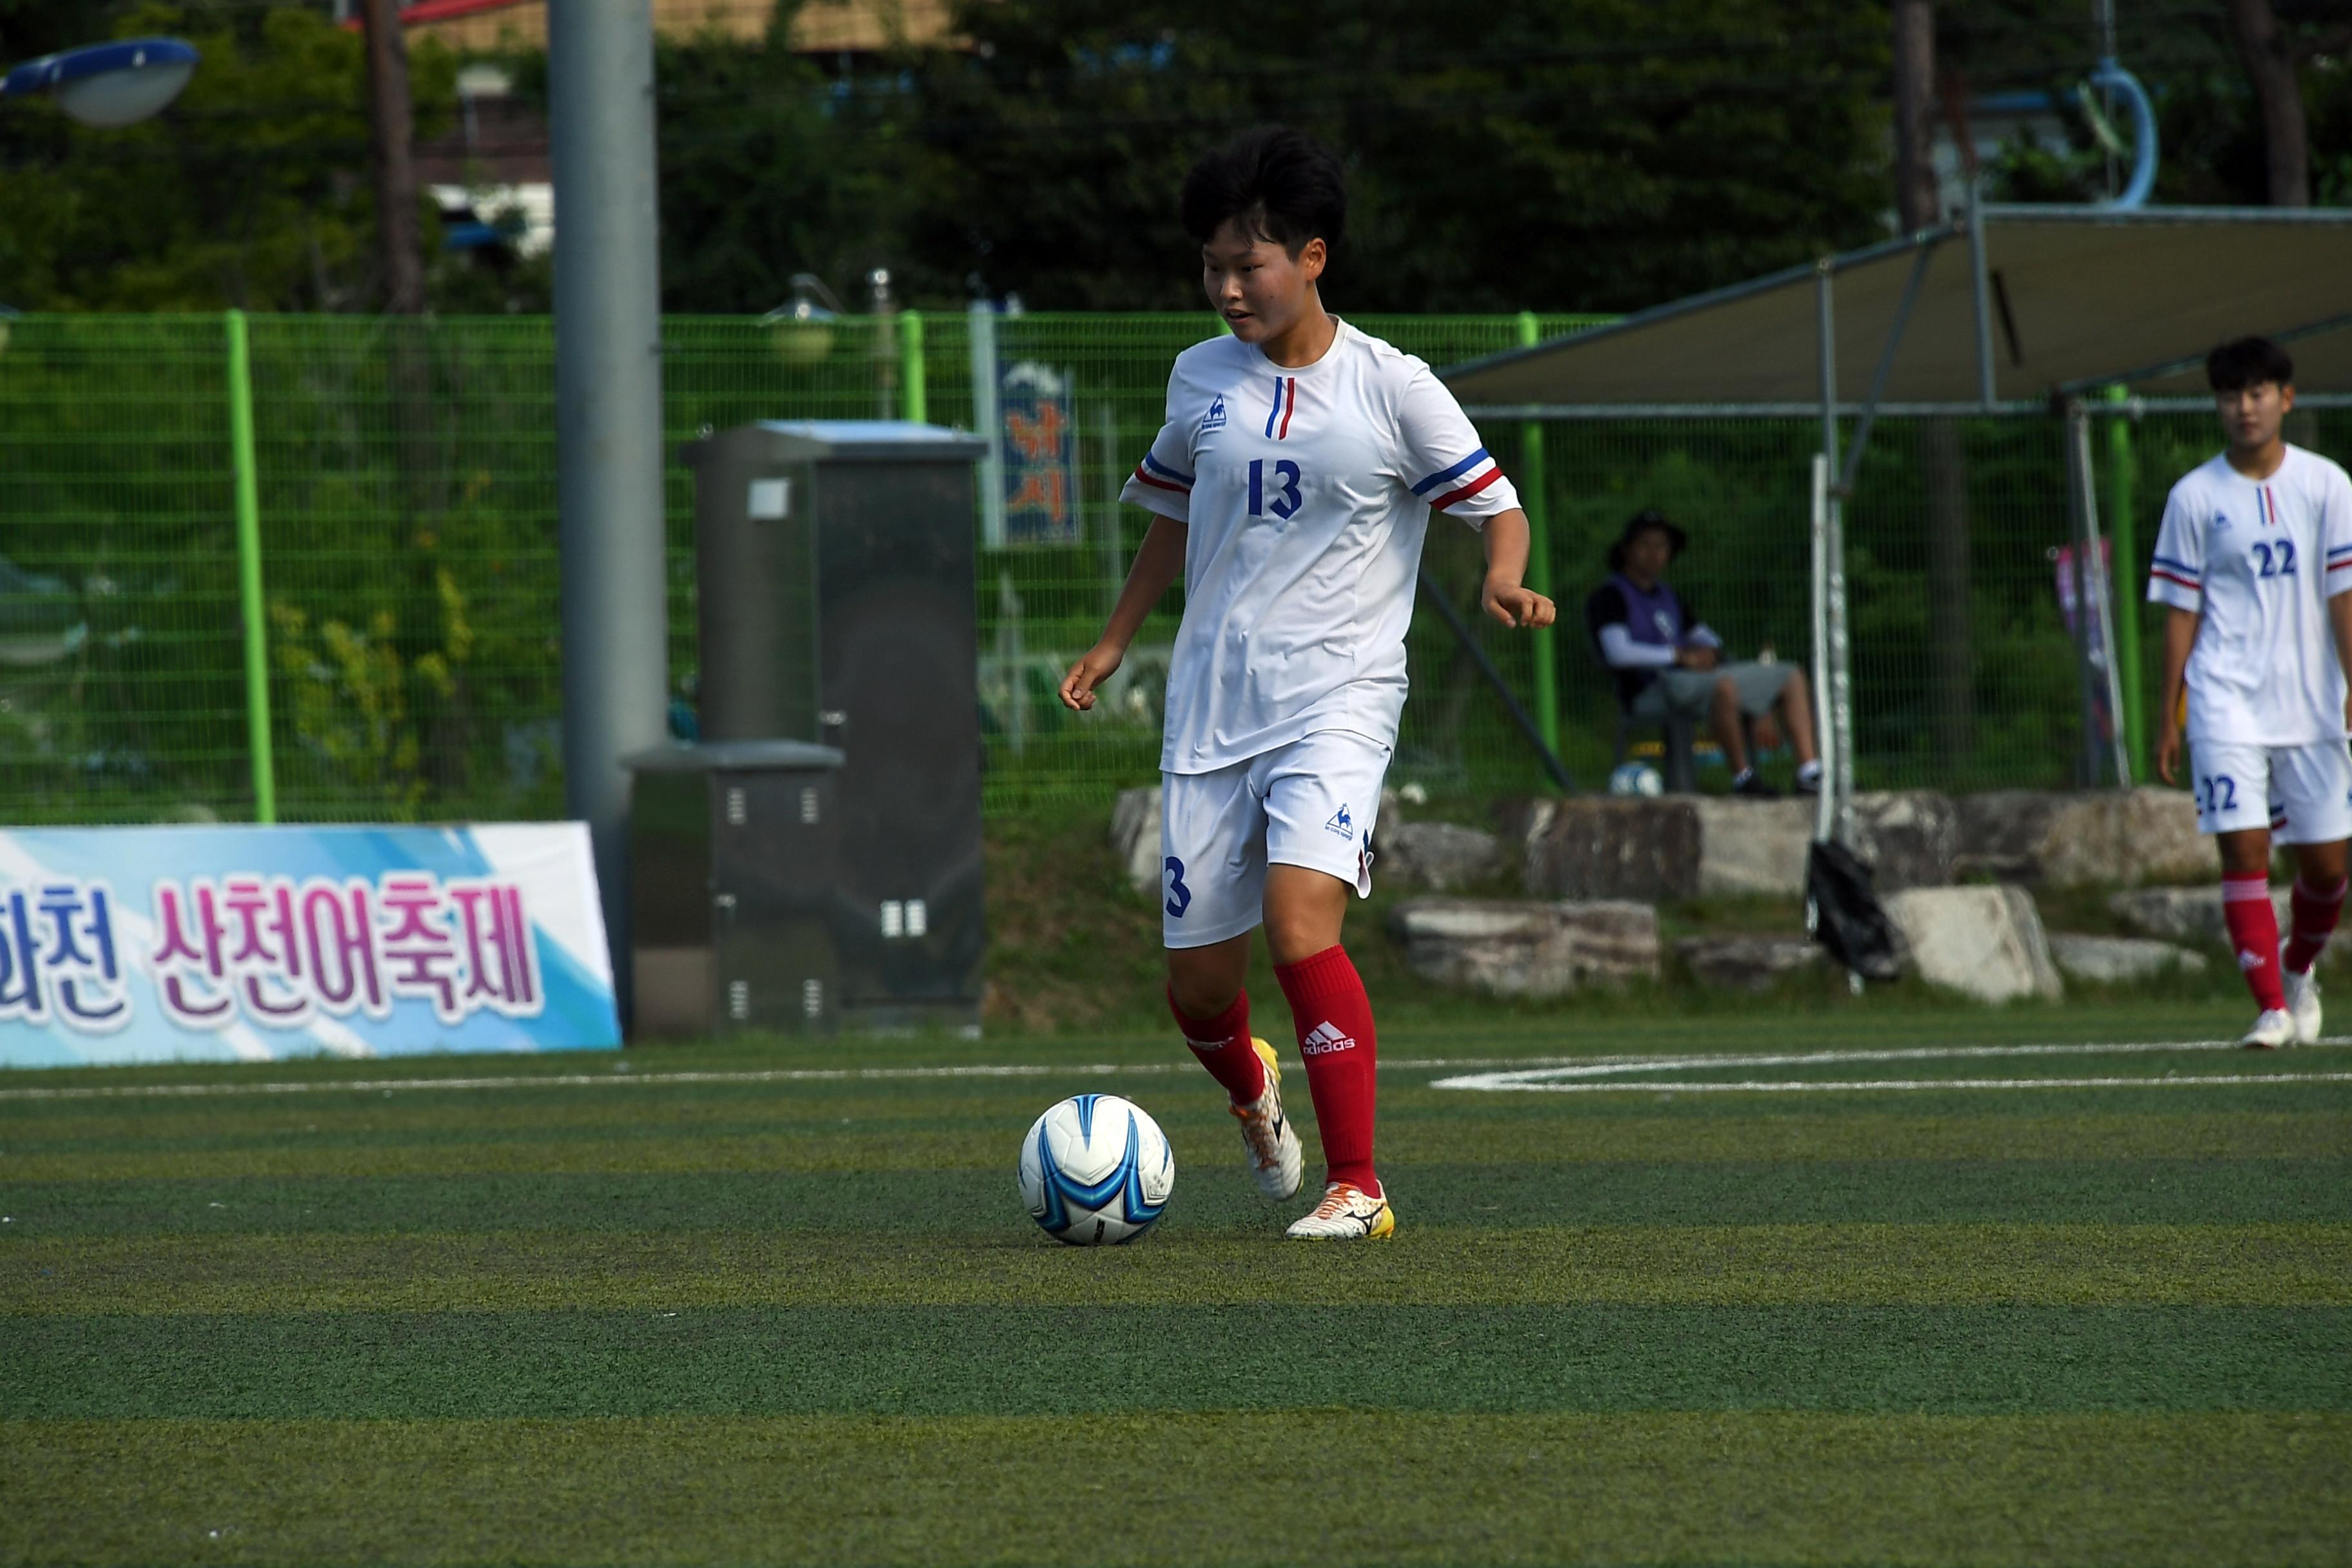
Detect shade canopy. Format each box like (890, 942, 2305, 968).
(1443, 205, 2352, 409)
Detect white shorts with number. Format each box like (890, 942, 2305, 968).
(1159, 729, 1392, 950)
(2189, 738, 2352, 843)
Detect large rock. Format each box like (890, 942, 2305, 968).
(1378, 821, 1504, 892)
(1110, 785, 1162, 892)
(2108, 883, 2305, 946)
(1883, 885, 2064, 1003)
(1387, 897, 1659, 997)
(1954, 789, 2206, 888)
(2048, 932, 2208, 985)
(1675, 934, 1825, 992)
(1503, 792, 1952, 902)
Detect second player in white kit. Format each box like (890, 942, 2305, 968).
(2151, 335, 2352, 1048)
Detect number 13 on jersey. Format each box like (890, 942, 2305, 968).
(1248, 458, 1302, 520)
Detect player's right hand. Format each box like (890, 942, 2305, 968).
(2155, 721, 2181, 785)
(1058, 642, 1125, 712)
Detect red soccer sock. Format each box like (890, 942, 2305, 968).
(1168, 986, 1266, 1105)
(2284, 875, 2348, 975)
(2223, 876, 2287, 1013)
(1273, 945, 1380, 1198)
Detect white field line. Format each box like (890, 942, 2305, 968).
(1430, 1072, 2352, 1095)
(1, 1037, 2345, 1104)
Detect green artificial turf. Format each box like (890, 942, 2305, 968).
(3, 1017, 2349, 1565)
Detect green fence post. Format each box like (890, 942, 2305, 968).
(225, 309, 276, 824)
(2106, 383, 2144, 782)
(899, 309, 926, 424)
(1516, 311, 1561, 783)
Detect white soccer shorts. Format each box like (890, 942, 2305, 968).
(2188, 738, 2352, 844)
(1159, 729, 1393, 949)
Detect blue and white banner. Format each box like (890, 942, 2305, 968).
(0, 823, 619, 1067)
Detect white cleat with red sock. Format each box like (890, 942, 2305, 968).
(2241, 1007, 2297, 1050)
(1230, 1037, 1304, 1200)
(2282, 968, 2322, 1045)
(1285, 1181, 1396, 1240)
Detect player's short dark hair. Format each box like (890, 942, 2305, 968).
(2206, 336, 2295, 392)
(1179, 126, 1347, 258)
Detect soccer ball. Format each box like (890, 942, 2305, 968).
(1609, 761, 1664, 798)
(1017, 1093, 1175, 1245)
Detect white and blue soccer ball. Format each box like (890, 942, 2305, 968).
(1017, 1093, 1175, 1245)
(1609, 761, 1665, 798)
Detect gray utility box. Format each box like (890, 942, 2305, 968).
(673, 420, 988, 1034)
(625, 741, 843, 1037)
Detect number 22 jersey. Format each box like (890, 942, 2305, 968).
(1119, 320, 1520, 774)
(2146, 444, 2352, 746)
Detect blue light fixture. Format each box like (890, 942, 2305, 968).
(0, 37, 199, 128)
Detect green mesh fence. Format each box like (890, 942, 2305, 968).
(1, 310, 2324, 826)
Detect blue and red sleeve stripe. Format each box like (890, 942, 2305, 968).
(1412, 447, 1503, 511)
(2150, 552, 2200, 593)
(2328, 543, 2352, 573)
(1133, 451, 1193, 495)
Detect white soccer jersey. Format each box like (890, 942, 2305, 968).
(2146, 444, 2352, 746)
(1119, 320, 1520, 773)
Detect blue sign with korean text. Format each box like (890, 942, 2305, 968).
(0, 823, 618, 1067)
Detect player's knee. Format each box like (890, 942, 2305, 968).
(1167, 966, 1239, 1021)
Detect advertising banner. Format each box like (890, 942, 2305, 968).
(0, 823, 618, 1067)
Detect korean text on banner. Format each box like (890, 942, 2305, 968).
(0, 823, 619, 1066)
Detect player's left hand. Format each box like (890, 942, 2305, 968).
(1482, 580, 1555, 630)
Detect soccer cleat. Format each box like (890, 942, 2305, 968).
(1285, 1181, 1396, 1240)
(1731, 771, 1781, 799)
(1230, 1037, 1304, 1200)
(2241, 1008, 2297, 1050)
(2283, 968, 2322, 1045)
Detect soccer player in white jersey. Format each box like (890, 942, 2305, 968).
(1057, 127, 1554, 1239)
(2150, 336, 2352, 1048)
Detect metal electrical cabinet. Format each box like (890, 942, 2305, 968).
(672, 420, 988, 1035)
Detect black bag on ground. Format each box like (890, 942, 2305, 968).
(1806, 840, 1903, 982)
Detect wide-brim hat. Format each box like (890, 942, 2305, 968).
(1607, 508, 1688, 572)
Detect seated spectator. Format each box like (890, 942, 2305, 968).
(1584, 508, 1822, 798)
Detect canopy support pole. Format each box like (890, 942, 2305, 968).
(1836, 242, 1935, 498)
(1416, 569, 1577, 795)
(1814, 263, 1855, 848)
(1809, 455, 1835, 847)
(1968, 176, 1997, 410)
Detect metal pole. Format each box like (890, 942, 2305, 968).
(226, 309, 276, 825)
(1967, 175, 1997, 409)
(1809, 454, 1834, 846)
(899, 309, 927, 424)
(1416, 570, 1576, 794)
(2070, 400, 2132, 786)
(970, 302, 1005, 550)
(2105, 383, 2145, 778)
(1515, 311, 1561, 779)
(1816, 262, 1854, 845)
(551, 0, 667, 1023)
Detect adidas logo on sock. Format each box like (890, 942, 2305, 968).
(1301, 1021, 1357, 1056)
(2238, 950, 2268, 972)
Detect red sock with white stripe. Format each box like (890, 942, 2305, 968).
(1168, 986, 1266, 1105)
(2284, 876, 2347, 975)
(1273, 945, 1380, 1198)
(2223, 876, 2287, 1013)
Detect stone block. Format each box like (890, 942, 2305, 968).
(1504, 792, 1951, 903)
(1378, 821, 1505, 892)
(1883, 884, 2064, 1003)
(1674, 934, 1825, 992)
(1954, 788, 2207, 888)
(2047, 932, 2208, 984)
(1387, 897, 1659, 997)
(1110, 785, 1161, 892)
(2106, 884, 2322, 956)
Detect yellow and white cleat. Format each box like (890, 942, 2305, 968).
(2242, 1007, 2297, 1050)
(1230, 1037, 1304, 1200)
(1285, 1181, 1396, 1240)
(2283, 968, 2322, 1045)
